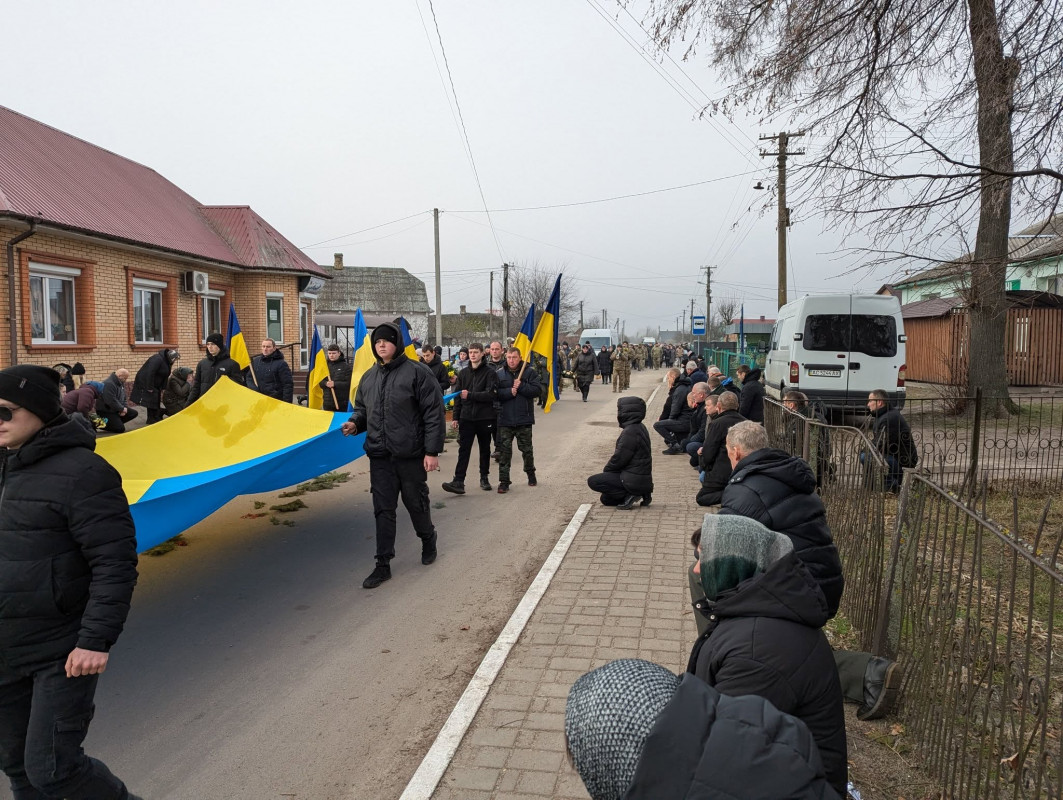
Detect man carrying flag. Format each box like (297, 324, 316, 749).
(529, 275, 562, 413)
(512, 304, 536, 361)
(188, 332, 244, 404)
(341, 321, 445, 589)
(306, 327, 351, 411)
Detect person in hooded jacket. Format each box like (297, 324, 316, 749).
(320, 343, 354, 411)
(565, 658, 841, 800)
(687, 514, 847, 797)
(163, 366, 194, 417)
(0, 366, 142, 800)
(573, 342, 598, 402)
(188, 333, 244, 403)
(342, 322, 445, 589)
(245, 338, 293, 403)
(131, 347, 180, 424)
(60, 381, 102, 422)
(736, 363, 765, 422)
(596, 346, 612, 385)
(587, 396, 653, 510)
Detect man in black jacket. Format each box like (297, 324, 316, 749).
(652, 371, 693, 454)
(0, 366, 142, 800)
(696, 391, 745, 506)
(868, 389, 918, 492)
(494, 347, 540, 493)
(442, 343, 500, 494)
(342, 322, 445, 589)
(95, 368, 139, 433)
(246, 338, 293, 403)
(188, 333, 244, 403)
(320, 344, 353, 411)
(419, 344, 451, 395)
(131, 347, 179, 424)
(736, 363, 765, 422)
(679, 381, 710, 464)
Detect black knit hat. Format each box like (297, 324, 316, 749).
(0, 365, 64, 423)
(205, 333, 224, 347)
(370, 322, 401, 347)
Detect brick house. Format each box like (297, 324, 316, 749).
(0, 105, 329, 381)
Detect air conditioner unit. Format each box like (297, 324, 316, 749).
(183, 270, 209, 294)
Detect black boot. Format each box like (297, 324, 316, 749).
(617, 494, 641, 511)
(641, 493, 652, 507)
(441, 480, 465, 494)
(479, 475, 493, 491)
(362, 562, 392, 589)
(857, 657, 903, 720)
(421, 532, 438, 565)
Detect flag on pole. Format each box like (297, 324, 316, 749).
(529, 275, 562, 413)
(226, 303, 252, 370)
(306, 326, 330, 410)
(348, 309, 377, 410)
(397, 317, 419, 361)
(513, 303, 536, 361)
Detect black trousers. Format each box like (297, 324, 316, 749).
(587, 472, 629, 505)
(653, 418, 687, 446)
(101, 408, 139, 434)
(145, 406, 164, 425)
(0, 657, 131, 800)
(453, 419, 494, 482)
(369, 456, 436, 563)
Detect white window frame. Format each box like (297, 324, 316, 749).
(266, 293, 284, 342)
(132, 278, 167, 345)
(201, 290, 224, 342)
(29, 261, 81, 345)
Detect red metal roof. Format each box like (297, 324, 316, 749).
(0, 105, 326, 278)
(200, 206, 324, 276)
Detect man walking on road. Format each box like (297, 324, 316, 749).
(0, 365, 142, 800)
(443, 343, 500, 494)
(342, 322, 445, 589)
(494, 347, 540, 494)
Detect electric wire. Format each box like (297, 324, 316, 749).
(300, 212, 428, 249)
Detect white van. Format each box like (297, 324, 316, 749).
(579, 328, 620, 352)
(764, 294, 907, 412)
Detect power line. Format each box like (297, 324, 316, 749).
(299, 211, 428, 249)
(301, 216, 431, 250)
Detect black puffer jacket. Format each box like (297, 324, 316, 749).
(603, 397, 653, 496)
(719, 448, 843, 617)
(624, 673, 840, 799)
(320, 354, 354, 412)
(597, 349, 612, 375)
(697, 409, 746, 505)
(573, 349, 598, 384)
(421, 356, 451, 395)
(688, 553, 848, 797)
(871, 406, 918, 467)
(247, 349, 293, 403)
(131, 347, 177, 409)
(452, 361, 500, 422)
(496, 361, 540, 427)
(348, 349, 445, 459)
(666, 374, 693, 422)
(0, 419, 138, 669)
(739, 367, 765, 422)
(188, 347, 244, 402)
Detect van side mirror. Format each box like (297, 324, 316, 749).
(793, 333, 803, 341)
(898, 335, 907, 342)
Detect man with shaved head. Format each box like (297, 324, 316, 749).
(96, 368, 138, 433)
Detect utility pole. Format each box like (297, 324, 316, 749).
(489, 271, 494, 340)
(682, 308, 686, 335)
(433, 209, 442, 346)
(602, 309, 607, 329)
(704, 265, 713, 340)
(501, 262, 511, 342)
(760, 131, 804, 309)
(579, 301, 584, 330)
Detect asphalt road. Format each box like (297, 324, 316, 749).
(0, 372, 660, 800)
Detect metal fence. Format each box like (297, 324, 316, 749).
(701, 348, 764, 376)
(893, 393, 1063, 494)
(875, 475, 1063, 799)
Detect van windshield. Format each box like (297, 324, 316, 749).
(803, 315, 897, 357)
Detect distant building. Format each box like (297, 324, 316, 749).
(722, 316, 776, 348)
(426, 306, 500, 347)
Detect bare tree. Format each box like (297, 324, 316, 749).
(505, 261, 583, 333)
(712, 296, 740, 340)
(640, 0, 1063, 413)
(585, 315, 602, 328)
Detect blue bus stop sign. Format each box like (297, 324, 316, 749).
(691, 315, 706, 335)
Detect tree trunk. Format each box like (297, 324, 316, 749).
(967, 0, 1018, 415)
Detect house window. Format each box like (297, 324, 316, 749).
(266, 294, 284, 341)
(299, 302, 310, 369)
(1039, 274, 1062, 294)
(29, 263, 80, 344)
(132, 279, 167, 344)
(202, 293, 223, 341)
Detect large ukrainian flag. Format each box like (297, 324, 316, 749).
(348, 309, 377, 410)
(513, 304, 536, 361)
(306, 327, 330, 410)
(226, 303, 252, 369)
(529, 276, 562, 413)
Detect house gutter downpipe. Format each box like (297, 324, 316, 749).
(6, 220, 37, 366)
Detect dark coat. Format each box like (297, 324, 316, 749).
(247, 349, 293, 403)
(719, 448, 844, 618)
(348, 351, 446, 459)
(739, 367, 766, 422)
(688, 554, 848, 797)
(188, 347, 244, 403)
(60, 384, 100, 416)
(696, 409, 746, 505)
(871, 405, 918, 467)
(624, 673, 841, 799)
(96, 372, 130, 417)
(603, 397, 653, 496)
(452, 361, 500, 422)
(421, 355, 451, 395)
(0, 419, 138, 669)
(682, 401, 707, 447)
(320, 354, 354, 412)
(597, 349, 612, 375)
(573, 349, 598, 384)
(719, 376, 741, 396)
(131, 348, 177, 409)
(163, 368, 194, 416)
(666, 374, 693, 422)
(496, 361, 540, 427)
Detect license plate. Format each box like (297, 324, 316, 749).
(808, 369, 841, 377)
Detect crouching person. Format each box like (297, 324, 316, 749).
(587, 397, 653, 510)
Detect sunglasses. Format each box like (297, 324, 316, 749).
(0, 405, 21, 422)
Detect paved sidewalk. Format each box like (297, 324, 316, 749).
(421, 380, 707, 800)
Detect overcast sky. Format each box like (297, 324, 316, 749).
(5, 0, 893, 332)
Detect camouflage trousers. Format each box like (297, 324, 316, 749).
(497, 425, 535, 483)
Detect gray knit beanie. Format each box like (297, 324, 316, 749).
(565, 659, 680, 800)
(699, 514, 793, 601)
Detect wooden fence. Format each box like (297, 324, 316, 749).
(904, 307, 1063, 386)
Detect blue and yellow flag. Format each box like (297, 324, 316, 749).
(513, 304, 536, 361)
(530, 275, 562, 413)
(306, 327, 331, 410)
(349, 309, 377, 410)
(398, 317, 419, 361)
(226, 303, 252, 370)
